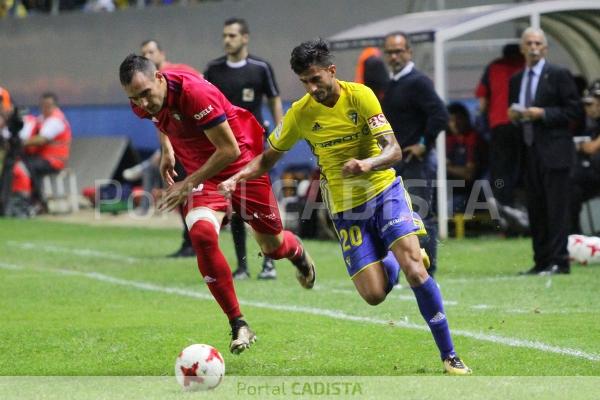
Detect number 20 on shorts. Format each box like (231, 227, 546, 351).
(339, 225, 363, 250)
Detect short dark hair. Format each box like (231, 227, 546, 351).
(290, 38, 334, 75)
(140, 39, 162, 50)
(384, 31, 411, 49)
(224, 17, 249, 35)
(119, 54, 156, 86)
(41, 92, 58, 104)
(447, 102, 473, 132)
(502, 43, 520, 58)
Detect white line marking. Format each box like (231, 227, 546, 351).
(3, 263, 598, 363)
(326, 287, 460, 306)
(0, 262, 23, 270)
(6, 241, 139, 263)
(442, 276, 526, 284)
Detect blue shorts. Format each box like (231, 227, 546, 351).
(331, 178, 426, 277)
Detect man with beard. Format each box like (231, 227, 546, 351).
(219, 39, 471, 375)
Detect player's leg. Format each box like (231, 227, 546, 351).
(230, 213, 250, 279)
(351, 262, 388, 305)
(252, 230, 315, 288)
(232, 175, 315, 289)
(185, 205, 255, 354)
(377, 178, 470, 374)
(328, 202, 391, 304)
(389, 234, 470, 374)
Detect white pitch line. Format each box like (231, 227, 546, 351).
(0, 262, 23, 270)
(325, 286, 595, 315)
(2, 263, 598, 363)
(6, 241, 139, 264)
(442, 276, 526, 284)
(327, 287, 460, 306)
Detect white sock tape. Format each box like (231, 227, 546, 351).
(185, 207, 221, 234)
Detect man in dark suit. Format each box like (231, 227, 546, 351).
(508, 27, 582, 275)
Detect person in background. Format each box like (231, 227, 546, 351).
(508, 27, 582, 275)
(475, 44, 525, 216)
(21, 92, 71, 210)
(570, 80, 600, 234)
(445, 102, 478, 213)
(205, 18, 283, 280)
(381, 31, 448, 278)
(354, 47, 388, 100)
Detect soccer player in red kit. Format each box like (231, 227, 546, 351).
(118, 54, 316, 354)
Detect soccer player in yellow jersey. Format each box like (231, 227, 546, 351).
(219, 39, 471, 375)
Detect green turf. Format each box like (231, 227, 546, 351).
(1, 218, 599, 383)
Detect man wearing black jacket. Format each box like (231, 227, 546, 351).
(381, 31, 449, 277)
(508, 27, 582, 275)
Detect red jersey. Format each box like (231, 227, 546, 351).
(446, 130, 478, 166)
(475, 56, 524, 128)
(131, 70, 264, 183)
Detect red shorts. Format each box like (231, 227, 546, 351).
(184, 174, 283, 235)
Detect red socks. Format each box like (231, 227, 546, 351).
(264, 230, 303, 261)
(189, 220, 241, 321)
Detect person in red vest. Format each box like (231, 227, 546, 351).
(354, 47, 388, 100)
(475, 44, 524, 210)
(22, 92, 71, 205)
(0, 86, 12, 112)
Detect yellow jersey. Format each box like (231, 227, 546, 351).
(268, 80, 396, 213)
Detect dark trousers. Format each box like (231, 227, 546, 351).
(524, 146, 571, 268)
(22, 155, 58, 202)
(394, 150, 438, 275)
(569, 162, 600, 234)
(489, 123, 523, 206)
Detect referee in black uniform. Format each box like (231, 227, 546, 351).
(205, 17, 283, 280)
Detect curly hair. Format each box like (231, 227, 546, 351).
(290, 38, 334, 74)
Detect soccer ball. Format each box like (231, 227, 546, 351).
(568, 234, 600, 265)
(175, 344, 225, 391)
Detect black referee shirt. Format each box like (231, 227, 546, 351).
(204, 55, 280, 125)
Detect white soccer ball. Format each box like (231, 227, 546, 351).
(568, 235, 589, 264)
(175, 344, 225, 391)
(568, 234, 600, 265)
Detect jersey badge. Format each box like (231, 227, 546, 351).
(348, 111, 358, 125)
(312, 122, 322, 132)
(242, 88, 255, 102)
(367, 113, 388, 130)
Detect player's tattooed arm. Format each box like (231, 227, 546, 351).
(342, 132, 401, 177)
(371, 132, 402, 170)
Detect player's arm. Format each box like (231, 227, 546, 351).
(185, 120, 240, 186)
(159, 120, 240, 211)
(23, 135, 49, 147)
(268, 96, 284, 125)
(24, 117, 63, 147)
(158, 130, 177, 185)
(218, 147, 284, 197)
(342, 133, 402, 177)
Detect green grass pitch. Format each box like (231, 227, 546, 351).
(1, 218, 599, 398)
